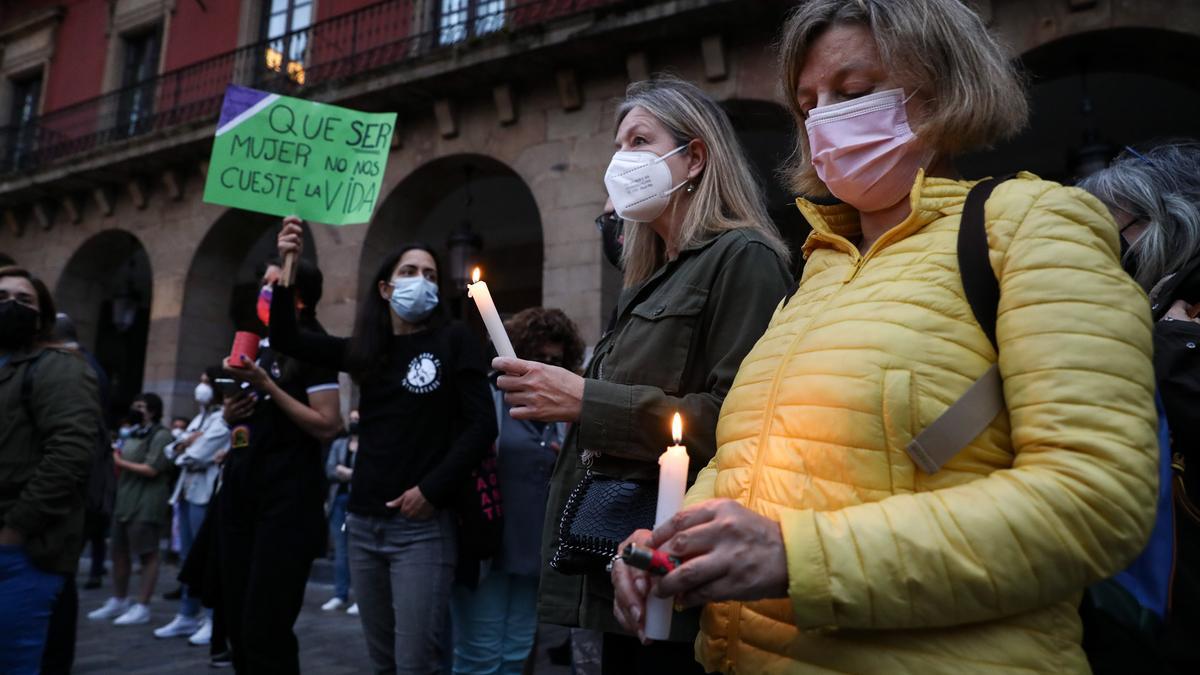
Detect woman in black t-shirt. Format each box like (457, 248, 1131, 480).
(218, 257, 342, 674)
(270, 217, 496, 673)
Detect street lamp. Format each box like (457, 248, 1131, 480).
(446, 164, 483, 290)
(111, 257, 140, 333)
(447, 220, 482, 291)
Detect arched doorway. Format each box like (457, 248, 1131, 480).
(962, 28, 1200, 182)
(362, 154, 543, 328)
(56, 230, 152, 421)
(176, 209, 318, 407)
(723, 99, 810, 273)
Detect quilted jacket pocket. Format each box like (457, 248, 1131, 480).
(881, 369, 917, 495)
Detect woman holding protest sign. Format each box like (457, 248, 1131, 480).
(269, 217, 496, 674)
(216, 256, 342, 674)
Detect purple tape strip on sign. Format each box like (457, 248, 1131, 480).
(217, 85, 272, 129)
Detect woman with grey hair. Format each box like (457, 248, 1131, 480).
(492, 76, 793, 672)
(1079, 142, 1200, 674)
(1078, 142, 1200, 310)
(612, 1, 1160, 673)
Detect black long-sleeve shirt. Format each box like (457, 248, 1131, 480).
(269, 286, 496, 516)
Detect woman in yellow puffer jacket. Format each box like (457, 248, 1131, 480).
(609, 1, 1160, 673)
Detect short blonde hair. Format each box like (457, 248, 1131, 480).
(616, 77, 790, 286)
(779, 0, 1029, 195)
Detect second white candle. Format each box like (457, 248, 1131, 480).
(644, 412, 689, 640)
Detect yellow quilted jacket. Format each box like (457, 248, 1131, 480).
(685, 172, 1160, 674)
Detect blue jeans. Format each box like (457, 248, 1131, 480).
(348, 511, 456, 675)
(329, 493, 351, 601)
(451, 570, 539, 675)
(0, 545, 65, 675)
(178, 501, 208, 618)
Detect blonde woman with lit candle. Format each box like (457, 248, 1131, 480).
(493, 76, 792, 673)
(613, 1, 1160, 673)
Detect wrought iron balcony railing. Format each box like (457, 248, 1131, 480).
(0, 0, 629, 177)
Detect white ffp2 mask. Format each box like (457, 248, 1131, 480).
(603, 145, 689, 222)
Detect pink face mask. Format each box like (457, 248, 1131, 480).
(805, 88, 930, 213)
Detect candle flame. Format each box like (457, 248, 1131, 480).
(472, 267, 481, 283)
(671, 413, 682, 444)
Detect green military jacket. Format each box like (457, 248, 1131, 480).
(0, 346, 100, 574)
(113, 424, 174, 526)
(537, 227, 793, 640)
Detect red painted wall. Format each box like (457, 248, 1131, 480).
(39, 0, 108, 113)
(162, 0, 242, 71)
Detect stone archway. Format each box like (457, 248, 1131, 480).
(171, 209, 318, 414)
(56, 229, 152, 420)
(962, 26, 1200, 182)
(361, 154, 543, 331)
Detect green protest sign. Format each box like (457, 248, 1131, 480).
(203, 85, 395, 225)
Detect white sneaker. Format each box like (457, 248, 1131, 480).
(188, 618, 213, 646)
(154, 614, 202, 638)
(321, 597, 346, 612)
(87, 597, 130, 621)
(113, 603, 151, 626)
(347, 603, 359, 616)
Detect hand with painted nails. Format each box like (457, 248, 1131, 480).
(611, 528, 655, 643)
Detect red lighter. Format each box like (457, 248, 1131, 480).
(620, 543, 682, 576)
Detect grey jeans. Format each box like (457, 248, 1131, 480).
(348, 511, 457, 675)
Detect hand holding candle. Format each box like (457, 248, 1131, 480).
(644, 412, 690, 640)
(467, 267, 516, 358)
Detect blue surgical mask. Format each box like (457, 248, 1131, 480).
(389, 276, 439, 323)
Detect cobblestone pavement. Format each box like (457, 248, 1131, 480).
(72, 558, 576, 674)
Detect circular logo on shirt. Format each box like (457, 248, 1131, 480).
(404, 353, 442, 394)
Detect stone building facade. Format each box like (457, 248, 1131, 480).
(1, 0, 1199, 419)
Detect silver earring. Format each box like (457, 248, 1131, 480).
(686, 182, 696, 194)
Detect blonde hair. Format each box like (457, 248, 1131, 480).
(616, 77, 790, 287)
(779, 0, 1029, 195)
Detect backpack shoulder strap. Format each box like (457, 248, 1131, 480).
(905, 176, 1013, 474)
(957, 176, 1011, 352)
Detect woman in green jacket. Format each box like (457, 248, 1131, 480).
(493, 76, 792, 673)
(1, 266, 100, 673)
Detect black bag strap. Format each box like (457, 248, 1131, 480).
(957, 175, 1014, 352)
(905, 175, 1016, 474)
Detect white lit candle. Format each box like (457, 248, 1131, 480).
(645, 412, 690, 640)
(466, 267, 516, 358)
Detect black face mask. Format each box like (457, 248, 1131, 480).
(348, 421, 360, 435)
(0, 300, 39, 350)
(1119, 235, 1139, 279)
(596, 212, 625, 271)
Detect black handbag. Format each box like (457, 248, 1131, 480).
(550, 469, 657, 575)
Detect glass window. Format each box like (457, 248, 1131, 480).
(440, 0, 505, 46)
(117, 25, 162, 138)
(10, 76, 41, 128)
(6, 74, 42, 169)
(475, 0, 505, 36)
(261, 0, 313, 85)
